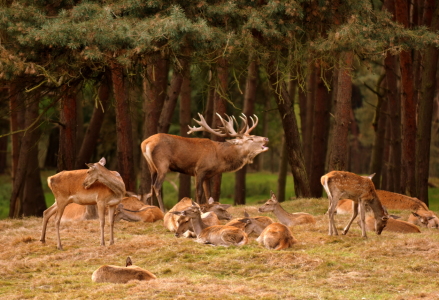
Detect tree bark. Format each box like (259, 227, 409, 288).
(57, 85, 77, 172)
(75, 76, 110, 169)
(304, 63, 317, 174)
(234, 60, 258, 206)
(110, 61, 136, 192)
(309, 65, 331, 197)
(210, 57, 228, 202)
(179, 61, 192, 200)
(267, 60, 311, 198)
(277, 138, 288, 202)
(395, 0, 417, 196)
(328, 51, 354, 171)
(140, 54, 169, 203)
(9, 82, 25, 179)
(416, 0, 439, 206)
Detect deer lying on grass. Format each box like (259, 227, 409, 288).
(225, 211, 273, 235)
(321, 171, 389, 238)
(408, 212, 439, 229)
(40, 158, 126, 250)
(141, 113, 269, 211)
(92, 257, 156, 283)
(164, 197, 232, 233)
(258, 191, 316, 226)
(115, 196, 164, 223)
(256, 222, 297, 250)
(172, 201, 249, 246)
(173, 211, 220, 238)
(359, 216, 421, 233)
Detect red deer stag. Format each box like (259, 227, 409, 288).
(40, 158, 126, 250)
(321, 171, 389, 238)
(141, 113, 269, 211)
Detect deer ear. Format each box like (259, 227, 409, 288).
(270, 191, 278, 202)
(85, 163, 94, 168)
(366, 173, 375, 179)
(208, 197, 215, 204)
(411, 212, 420, 217)
(244, 210, 250, 217)
(98, 157, 106, 166)
(126, 257, 132, 267)
(220, 204, 231, 210)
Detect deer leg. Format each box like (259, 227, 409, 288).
(54, 201, 68, 250)
(327, 198, 338, 236)
(108, 205, 116, 245)
(152, 172, 166, 212)
(194, 174, 206, 204)
(202, 179, 211, 203)
(359, 202, 368, 238)
(40, 203, 57, 243)
(342, 201, 358, 235)
(97, 202, 106, 246)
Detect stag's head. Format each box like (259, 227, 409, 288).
(258, 191, 278, 213)
(188, 113, 269, 163)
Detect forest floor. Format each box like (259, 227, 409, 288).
(1, 198, 439, 299)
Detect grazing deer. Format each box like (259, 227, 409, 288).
(92, 257, 156, 283)
(164, 197, 232, 233)
(225, 211, 273, 235)
(114, 196, 164, 223)
(360, 216, 421, 233)
(321, 171, 389, 238)
(258, 191, 316, 226)
(141, 113, 269, 211)
(40, 158, 126, 250)
(256, 222, 297, 250)
(172, 201, 249, 247)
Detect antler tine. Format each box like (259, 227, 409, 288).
(187, 113, 227, 137)
(239, 114, 249, 134)
(244, 114, 259, 135)
(215, 113, 240, 137)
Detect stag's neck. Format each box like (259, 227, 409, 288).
(217, 143, 250, 173)
(273, 203, 293, 225)
(98, 175, 126, 197)
(191, 213, 209, 236)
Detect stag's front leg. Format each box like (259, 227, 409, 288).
(342, 200, 358, 235)
(97, 202, 106, 246)
(194, 173, 206, 204)
(202, 178, 211, 203)
(108, 205, 116, 245)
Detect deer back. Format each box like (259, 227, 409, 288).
(376, 190, 430, 211)
(362, 216, 421, 233)
(115, 197, 164, 222)
(91, 265, 156, 283)
(256, 222, 297, 250)
(198, 225, 249, 246)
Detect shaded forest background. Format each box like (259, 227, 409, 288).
(1, 0, 439, 218)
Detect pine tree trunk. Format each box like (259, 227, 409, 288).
(395, 0, 417, 196)
(328, 51, 354, 171)
(75, 76, 110, 169)
(267, 60, 311, 198)
(381, 116, 391, 190)
(140, 54, 169, 203)
(179, 61, 192, 200)
(9, 82, 24, 179)
(210, 58, 228, 203)
(369, 76, 387, 189)
(57, 86, 77, 172)
(309, 66, 331, 197)
(416, 0, 439, 206)
(234, 60, 258, 206)
(277, 138, 288, 202)
(110, 61, 136, 192)
(304, 64, 316, 174)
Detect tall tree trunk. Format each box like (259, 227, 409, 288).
(328, 51, 354, 171)
(75, 76, 110, 169)
(10, 82, 25, 180)
(395, 0, 417, 196)
(369, 75, 387, 189)
(58, 85, 77, 172)
(381, 116, 392, 190)
(416, 0, 439, 206)
(267, 60, 311, 198)
(304, 63, 317, 174)
(234, 60, 258, 205)
(210, 57, 228, 202)
(158, 59, 186, 134)
(179, 61, 192, 200)
(110, 61, 135, 192)
(277, 138, 288, 202)
(309, 66, 331, 197)
(9, 93, 46, 217)
(140, 54, 169, 203)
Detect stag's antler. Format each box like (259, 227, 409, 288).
(187, 113, 227, 137)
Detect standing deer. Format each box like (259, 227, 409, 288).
(40, 158, 126, 250)
(258, 191, 316, 226)
(256, 222, 297, 250)
(141, 113, 269, 211)
(321, 171, 389, 238)
(172, 201, 249, 247)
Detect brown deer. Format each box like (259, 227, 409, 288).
(258, 191, 316, 226)
(163, 197, 232, 233)
(173, 211, 220, 238)
(40, 158, 126, 250)
(172, 201, 249, 246)
(114, 196, 164, 223)
(92, 257, 156, 283)
(408, 212, 439, 229)
(321, 171, 389, 238)
(360, 216, 421, 233)
(256, 222, 297, 250)
(141, 113, 269, 211)
(225, 211, 273, 235)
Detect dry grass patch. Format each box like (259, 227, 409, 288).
(1, 198, 439, 299)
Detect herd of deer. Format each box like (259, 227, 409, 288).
(37, 113, 439, 283)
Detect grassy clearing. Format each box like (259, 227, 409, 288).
(1, 199, 439, 299)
